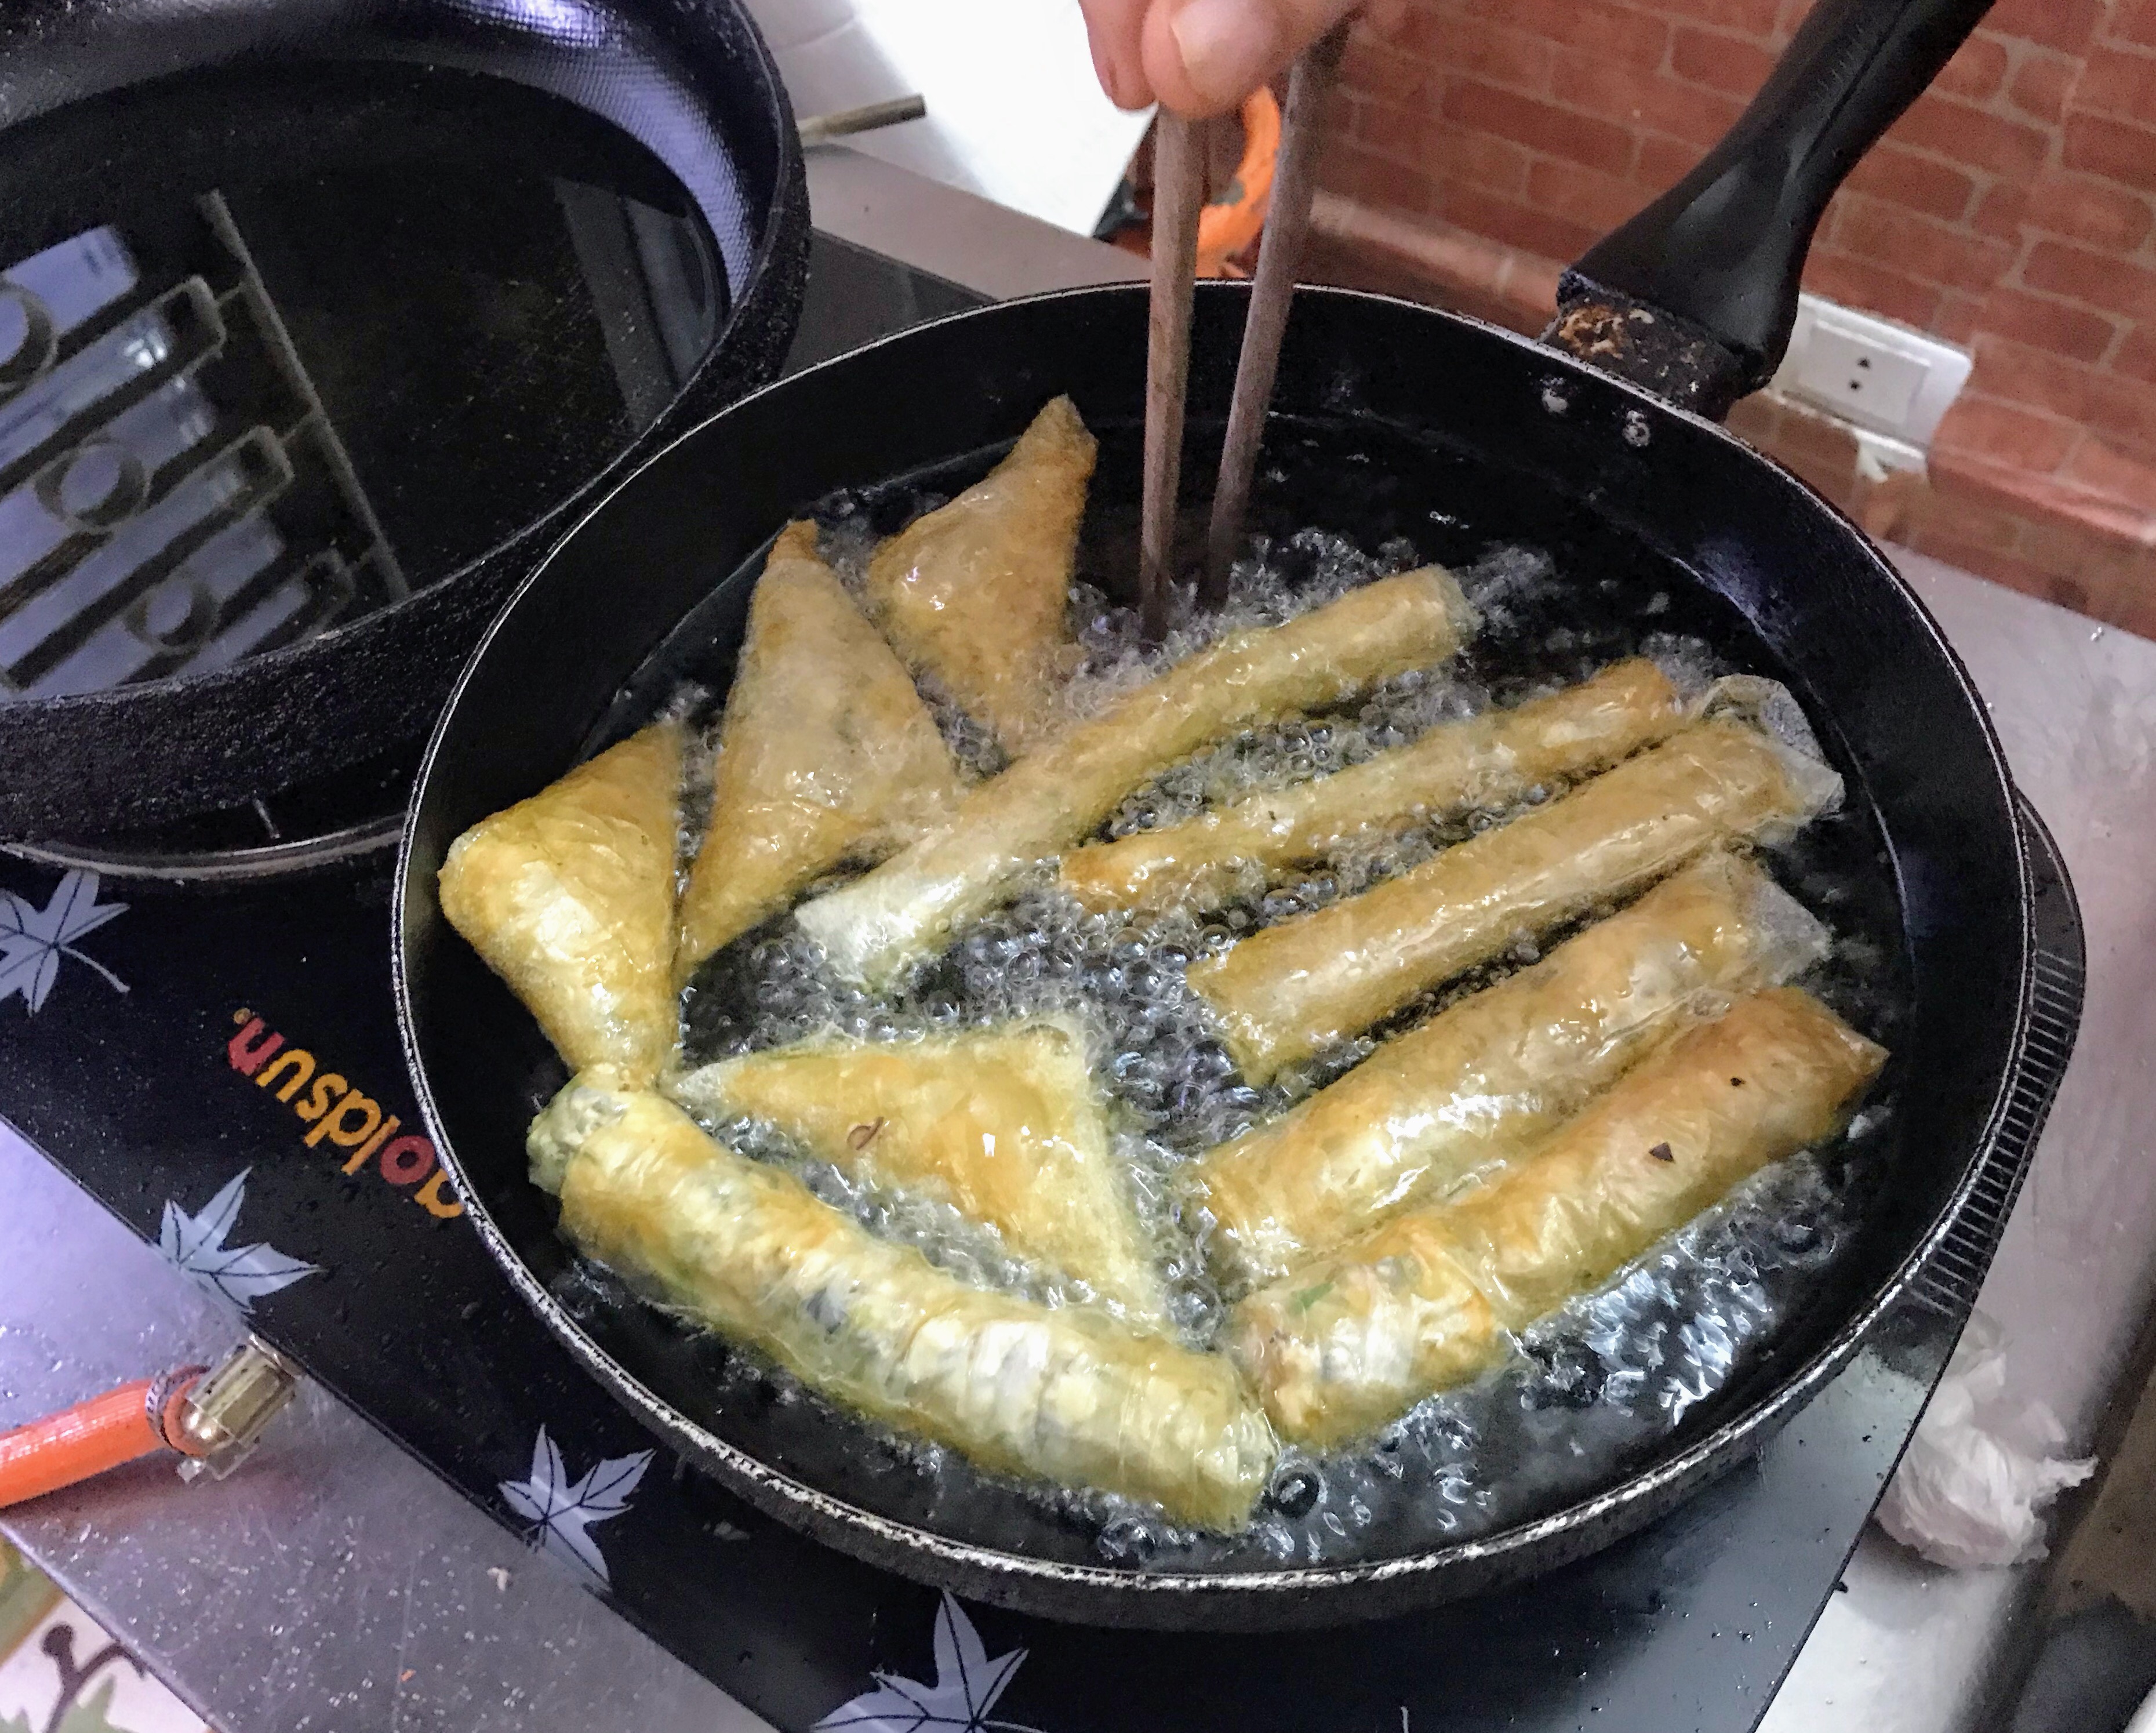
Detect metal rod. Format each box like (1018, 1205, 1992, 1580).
(797, 95, 929, 146)
(1140, 114, 1207, 642)
(202, 194, 407, 600)
(1202, 30, 1346, 604)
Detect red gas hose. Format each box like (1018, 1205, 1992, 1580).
(1196, 88, 1280, 278)
(0, 1367, 209, 1508)
(0, 1340, 299, 1509)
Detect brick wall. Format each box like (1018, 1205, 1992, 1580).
(1314, 0, 2156, 634)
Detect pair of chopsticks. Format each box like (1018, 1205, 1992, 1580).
(1138, 28, 1346, 638)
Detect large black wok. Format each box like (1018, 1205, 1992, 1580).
(397, 0, 2082, 1628)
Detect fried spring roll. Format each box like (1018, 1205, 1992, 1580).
(1194, 853, 1828, 1290)
(1231, 988, 1885, 1447)
(863, 396, 1095, 750)
(438, 722, 683, 1084)
(1059, 658, 1686, 915)
(796, 567, 1478, 987)
(674, 1019, 1169, 1322)
(675, 523, 961, 984)
(530, 1074, 1278, 1528)
(1188, 716, 1841, 1082)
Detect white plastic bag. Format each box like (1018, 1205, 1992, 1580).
(1875, 1312, 2096, 1569)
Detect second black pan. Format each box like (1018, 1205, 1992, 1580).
(0, 0, 807, 840)
(395, 0, 2082, 1629)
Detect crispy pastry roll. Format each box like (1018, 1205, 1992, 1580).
(1188, 715, 1840, 1082)
(1059, 658, 1686, 916)
(1193, 852, 1828, 1291)
(863, 396, 1095, 750)
(675, 523, 961, 984)
(438, 722, 683, 1084)
(797, 567, 1478, 987)
(674, 1019, 1168, 1322)
(530, 1074, 1278, 1528)
(1230, 988, 1885, 1448)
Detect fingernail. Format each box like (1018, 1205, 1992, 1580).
(1170, 0, 1283, 106)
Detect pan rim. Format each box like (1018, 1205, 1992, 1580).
(394, 280, 2038, 1616)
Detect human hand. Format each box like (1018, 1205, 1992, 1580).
(1080, 0, 1405, 118)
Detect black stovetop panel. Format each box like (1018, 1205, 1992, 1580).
(0, 231, 1970, 1733)
(0, 846, 1955, 1731)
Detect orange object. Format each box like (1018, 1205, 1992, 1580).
(1197, 88, 1281, 278)
(0, 1368, 206, 1509)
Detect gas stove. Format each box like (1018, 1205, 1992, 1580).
(0, 199, 2083, 1732)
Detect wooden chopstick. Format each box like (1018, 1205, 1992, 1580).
(1201, 29, 1347, 605)
(1140, 113, 1207, 642)
(797, 94, 928, 146)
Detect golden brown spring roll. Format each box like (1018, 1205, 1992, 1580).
(1059, 658, 1686, 915)
(1194, 852, 1828, 1291)
(438, 722, 683, 1084)
(674, 1019, 1168, 1322)
(863, 396, 1095, 750)
(1188, 715, 1841, 1082)
(530, 1073, 1277, 1528)
(675, 524, 961, 984)
(1231, 987, 1885, 1448)
(796, 567, 1478, 987)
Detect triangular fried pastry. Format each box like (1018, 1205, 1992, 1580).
(439, 722, 683, 1084)
(676, 522, 961, 983)
(863, 395, 1095, 749)
(675, 1019, 1169, 1323)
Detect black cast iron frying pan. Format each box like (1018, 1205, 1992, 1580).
(0, 0, 808, 840)
(397, 0, 2083, 1629)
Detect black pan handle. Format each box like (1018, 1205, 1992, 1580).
(1547, 0, 1997, 418)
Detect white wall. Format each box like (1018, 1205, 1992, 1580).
(746, 0, 1154, 236)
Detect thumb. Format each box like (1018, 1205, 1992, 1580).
(1140, 0, 1361, 118)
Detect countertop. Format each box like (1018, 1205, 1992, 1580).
(1759, 548, 2156, 1733)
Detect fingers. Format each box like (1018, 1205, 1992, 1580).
(1078, 0, 1157, 109)
(1140, 0, 1364, 118)
(1084, 0, 1370, 121)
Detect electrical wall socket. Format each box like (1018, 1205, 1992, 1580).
(1768, 294, 1973, 447)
